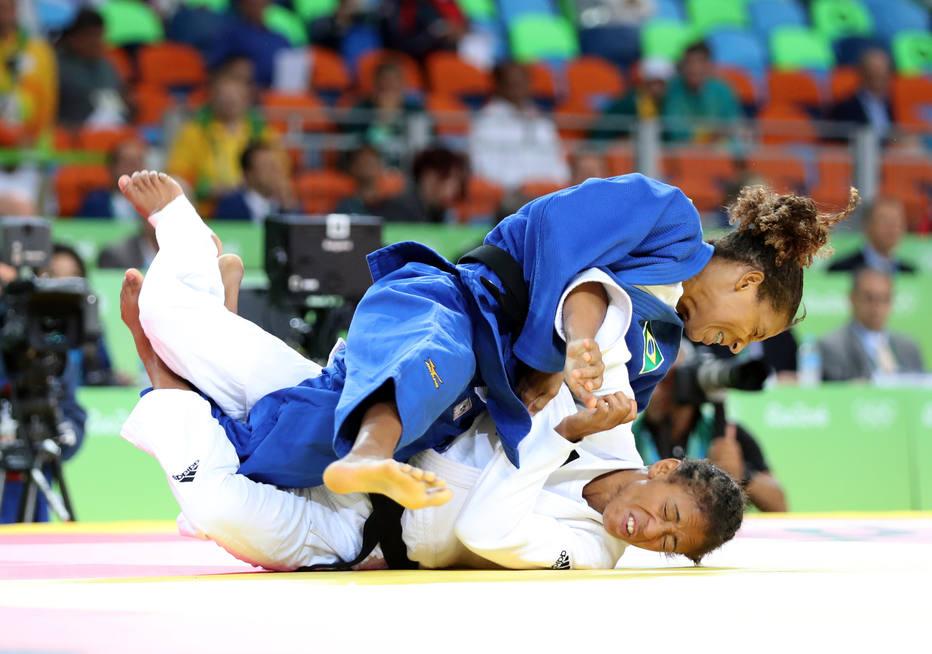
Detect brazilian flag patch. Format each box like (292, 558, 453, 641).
(639, 321, 664, 374)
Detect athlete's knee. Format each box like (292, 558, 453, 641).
(178, 474, 247, 537)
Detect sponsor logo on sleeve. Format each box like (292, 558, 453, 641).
(171, 460, 199, 483)
(425, 358, 444, 389)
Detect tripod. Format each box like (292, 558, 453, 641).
(0, 434, 75, 523)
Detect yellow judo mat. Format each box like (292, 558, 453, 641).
(2, 513, 929, 653)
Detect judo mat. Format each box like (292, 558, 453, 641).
(2, 513, 929, 653)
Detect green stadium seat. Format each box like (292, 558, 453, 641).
(264, 5, 308, 46)
(100, 0, 164, 46)
(457, 0, 497, 21)
(892, 31, 932, 76)
(509, 15, 579, 62)
(294, 0, 338, 23)
(641, 21, 697, 62)
(811, 0, 873, 40)
(687, 0, 748, 34)
(771, 27, 835, 70)
(183, 0, 229, 11)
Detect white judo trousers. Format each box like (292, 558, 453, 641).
(137, 194, 321, 420)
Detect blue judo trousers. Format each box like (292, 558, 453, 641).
(217, 174, 713, 488)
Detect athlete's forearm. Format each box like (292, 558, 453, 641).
(562, 282, 608, 342)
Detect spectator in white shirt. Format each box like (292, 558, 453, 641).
(469, 61, 570, 191)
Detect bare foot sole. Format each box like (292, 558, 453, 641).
(218, 254, 244, 313)
(118, 170, 184, 219)
(323, 457, 452, 510)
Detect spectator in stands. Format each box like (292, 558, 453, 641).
(365, 145, 467, 223)
(827, 48, 893, 141)
(346, 58, 423, 167)
(97, 214, 158, 271)
(663, 41, 740, 143)
(469, 61, 570, 191)
(827, 197, 916, 274)
(309, 0, 378, 52)
(569, 149, 607, 186)
(0, 0, 56, 142)
(818, 267, 925, 382)
(43, 244, 126, 387)
(56, 8, 127, 128)
(78, 140, 148, 220)
(335, 144, 386, 215)
(588, 57, 673, 142)
(214, 141, 297, 222)
(378, 0, 467, 60)
(208, 0, 291, 88)
(633, 347, 787, 512)
(167, 60, 274, 205)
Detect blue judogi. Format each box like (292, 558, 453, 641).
(220, 174, 712, 488)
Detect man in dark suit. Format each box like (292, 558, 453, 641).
(827, 48, 894, 140)
(78, 140, 147, 219)
(827, 197, 917, 274)
(818, 268, 925, 382)
(213, 141, 297, 222)
(97, 218, 158, 270)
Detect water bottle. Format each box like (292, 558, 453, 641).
(797, 336, 822, 387)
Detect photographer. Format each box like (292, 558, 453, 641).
(633, 344, 787, 513)
(0, 244, 88, 523)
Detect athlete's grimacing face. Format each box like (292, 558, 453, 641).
(601, 460, 709, 558)
(678, 258, 787, 354)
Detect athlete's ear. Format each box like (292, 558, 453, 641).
(736, 269, 764, 291)
(647, 458, 681, 479)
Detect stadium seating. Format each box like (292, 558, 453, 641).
(566, 57, 625, 109)
(294, 0, 338, 23)
(757, 104, 819, 144)
(865, 0, 928, 43)
(37, 0, 77, 33)
(100, 0, 164, 46)
(458, 0, 497, 21)
(747, 149, 809, 192)
(811, 0, 874, 41)
(829, 66, 861, 101)
(77, 127, 141, 153)
(748, 0, 808, 41)
(687, 0, 748, 34)
(768, 70, 823, 111)
(296, 170, 356, 214)
(771, 27, 836, 70)
(718, 66, 760, 109)
(655, 0, 685, 22)
(509, 15, 579, 62)
(355, 50, 424, 96)
(641, 21, 696, 62)
(891, 76, 932, 126)
(498, 0, 555, 25)
(105, 48, 133, 84)
(310, 48, 353, 100)
(183, 0, 229, 10)
(425, 94, 471, 136)
(55, 165, 112, 217)
(709, 29, 769, 78)
(261, 92, 333, 133)
(427, 52, 493, 102)
(138, 44, 206, 90)
(456, 177, 505, 222)
(264, 4, 308, 46)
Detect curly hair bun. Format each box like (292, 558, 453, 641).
(728, 186, 860, 267)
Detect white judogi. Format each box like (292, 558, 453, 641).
(123, 189, 684, 570)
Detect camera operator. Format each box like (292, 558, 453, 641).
(0, 248, 88, 523)
(633, 342, 788, 512)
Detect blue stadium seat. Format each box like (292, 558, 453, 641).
(498, 0, 555, 24)
(708, 29, 769, 78)
(579, 25, 641, 69)
(37, 0, 77, 33)
(863, 0, 928, 42)
(748, 0, 807, 40)
(655, 0, 685, 22)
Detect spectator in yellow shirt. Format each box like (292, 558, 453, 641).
(167, 59, 275, 204)
(0, 0, 56, 144)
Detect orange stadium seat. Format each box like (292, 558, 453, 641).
(376, 170, 406, 198)
(520, 180, 565, 200)
(425, 93, 471, 136)
(757, 104, 818, 144)
(106, 47, 133, 83)
(527, 62, 556, 102)
(554, 96, 593, 140)
(133, 83, 175, 125)
(356, 50, 423, 96)
(668, 174, 726, 212)
(138, 43, 206, 89)
(604, 145, 635, 175)
(296, 170, 356, 214)
(77, 127, 140, 152)
(747, 150, 808, 193)
(310, 47, 352, 96)
(891, 76, 932, 126)
(830, 66, 860, 103)
(768, 70, 823, 110)
(811, 147, 855, 208)
(53, 127, 74, 151)
(665, 147, 737, 181)
(717, 66, 758, 108)
(55, 165, 111, 217)
(881, 153, 931, 230)
(566, 56, 624, 106)
(261, 91, 333, 133)
(427, 52, 492, 99)
(455, 177, 504, 222)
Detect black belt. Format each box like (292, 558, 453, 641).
(297, 495, 417, 571)
(458, 244, 529, 335)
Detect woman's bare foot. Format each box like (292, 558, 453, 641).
(218, 254, 244, 313)
(118, 171, 183, 219)
(323, 457, 452, 510)
(121, 268, 189, 391)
